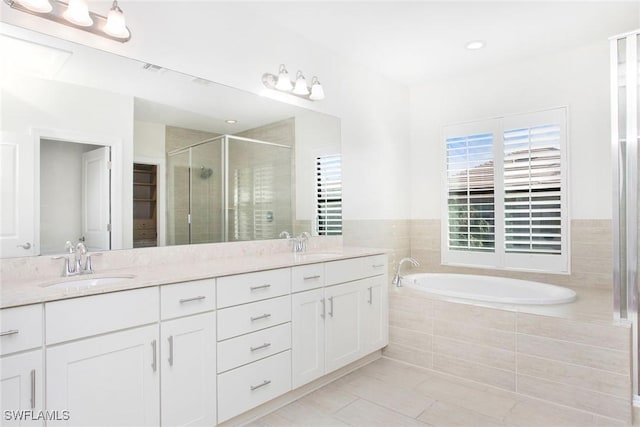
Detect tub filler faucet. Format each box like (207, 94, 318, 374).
(392, 257, 420, 286)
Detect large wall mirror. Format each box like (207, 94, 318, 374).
(0, 23, 342, 258)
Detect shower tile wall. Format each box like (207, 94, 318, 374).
(190, 141, 223, 244)
(165, 126, 220, 152)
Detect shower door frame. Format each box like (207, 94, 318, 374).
(611, 29, 640, 403)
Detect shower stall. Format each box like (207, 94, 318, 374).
(611, 29, 640, 403)
(167, 135, 293, 245)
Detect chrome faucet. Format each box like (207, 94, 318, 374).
(392, 257, 420, 286)
(53, 240, 100, 277)
(293, 232, 311, 253)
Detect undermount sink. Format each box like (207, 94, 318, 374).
(42, 275, 136, 291)
(294, 252, 342, 260)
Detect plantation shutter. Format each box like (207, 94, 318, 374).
(446, 132, 496, 252)
(316, 154, 342, 235)
(504, 124, 562, 255)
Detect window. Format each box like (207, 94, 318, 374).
(316, 154, 342, 235)
(442, 108, 568, 273)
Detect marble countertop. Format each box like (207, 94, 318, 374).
(1, 247, 388, 309)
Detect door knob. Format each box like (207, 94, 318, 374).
(17, 242, 31, 250)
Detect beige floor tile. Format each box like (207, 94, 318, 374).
(417, 401, 505, 427)
(271, 401, 350, 427)
(358, 357, 433, 389)
(335, 373, 436, 418)
(503, 398, 596, 427)
(298, 382, 358, 414)
(415, 375, 518, 419)
(334, 399, 427, 427)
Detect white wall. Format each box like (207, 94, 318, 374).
(0, 2, 411, 221)
(134, 120, 165, 159)
(1, 74, 134, 248)
(410, 40, 612, 220)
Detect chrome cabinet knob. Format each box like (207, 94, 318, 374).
(16, 242, 31, 250)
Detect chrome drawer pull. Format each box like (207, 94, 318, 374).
(179, 296, 206, 304)
(151, 340, 157, 372)
(372, 264, 385, 268)
(368, 286, 373, 304)
(168, 336, 174, 366)
(0, 329, 19, 337)
(250, 313, 272, 322)
(250, 380, 271, 391)
(329, 296, 334, 317)
(250, 284, 271, 291)
(303, 275, 321, 280)
(30, 369, 36, 409)
(250, 342, 271, 352)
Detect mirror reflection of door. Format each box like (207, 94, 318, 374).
(40, 140, 111, 255)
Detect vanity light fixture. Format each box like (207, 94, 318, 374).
(262, 64, 325, 101)
(225, 119, 238, 124)
(3, 0, 132, 42)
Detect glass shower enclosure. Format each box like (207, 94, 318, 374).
(167, 135, 293, 245)
(611, 29, 640, 402)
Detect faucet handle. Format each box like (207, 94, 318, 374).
(52, 255, 75, 277)
(64, 241, 74, 254)
(84, 252, 102, 274)
(279, 231, 291, 239)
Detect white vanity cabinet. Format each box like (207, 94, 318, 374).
(0, 304, 44, 426)
(160, 279, 216, 427)
(292, 255, 388, 388)
(45, 288, 160, 426)
(216, 269, 292, 423)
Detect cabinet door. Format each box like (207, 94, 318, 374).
(324, 281, 362, 373)
(1, 350, 43, 426)
(291, 288, 325, 388)
(161, 312, 216, 427)
(361, 276, 388, 353)
(46, 325, 159, 426)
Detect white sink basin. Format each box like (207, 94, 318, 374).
(42, 275, 135, 291)
(294, 252, 342, 261)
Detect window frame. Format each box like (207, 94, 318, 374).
(440, 107, 570, 274)
(316, 153, 343, 236)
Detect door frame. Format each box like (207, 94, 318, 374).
(33, 128, 123, 254)
(134, 156, 166, 247)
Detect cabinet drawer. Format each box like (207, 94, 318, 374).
(217, 268, 290, 308)
(134, 219, 156, 230)
(217, 323, 291, 373)
(161, 279, 215, 320)
(46, 287, 158, 344)
(217, 295, 291, 341)
(0, 304, 43, 356)
(325, 255, 388, 285)
(217, 350, 291, 422)
(292, 263, 324, 293)
(133, 229, 156, 239)
(362, 254, 388, 278)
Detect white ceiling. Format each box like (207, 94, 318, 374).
(245, 1, 640, 85)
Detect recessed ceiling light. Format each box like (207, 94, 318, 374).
(465, 40, 485, 50)
(225, 119, 238, 124)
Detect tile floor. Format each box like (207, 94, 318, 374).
(249, 357, 632, 427)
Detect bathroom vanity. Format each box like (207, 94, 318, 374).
(0, 249, 388, 426)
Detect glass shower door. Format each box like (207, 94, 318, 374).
(167, 150, 190, 245)
(190, 139, 224, 244)
(226, 136, 293, 241)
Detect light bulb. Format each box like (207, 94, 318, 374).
(17, 0, 52, 13)
(309, 77, 325, 100)
(63, 0, 93, 27)
(104, 1, 130, 39)
(275, 64, 293, 91)
(293, 71, 309, 96)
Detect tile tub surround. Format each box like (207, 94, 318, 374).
(384, 286, 633, 423)
(410, 219, 613, 290)
(0, 236, 394, 308)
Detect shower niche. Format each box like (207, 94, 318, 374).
(167, 135, 293, 245)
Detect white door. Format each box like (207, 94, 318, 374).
(0, 350, 43, 426)
(161, 312, 216, 427)
(325, 281, 362, 373)
(46, 325, 160, 426)
(361, 277, 388, 354)
(292, 288, 325, 388)
(81, 146, 110, 252)
(0, 132, 35, 257)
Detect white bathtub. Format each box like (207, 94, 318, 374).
(400, 273, 577, 305)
